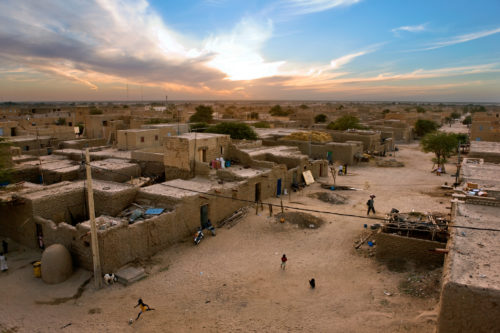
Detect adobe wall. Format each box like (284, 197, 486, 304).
(328, 130, 381, 151)
(468, 151, 500, 164)
(375, 231, 445, 268)
(11, 165, 40, 183)
(437, 280, 500, 333)
(89, 161, 141, 183)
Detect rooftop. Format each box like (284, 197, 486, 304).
(470, 141, 500, 154)
(176, 132, 228, 140)
(448, 203, 500, 289)
(462, 162, 500, 189)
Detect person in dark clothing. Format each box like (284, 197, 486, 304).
(309, 278, 315, 289)
(134, 298, 155, 321)
(2, 240, 7, 254)
(367, 195, 376, 215)
(343, 164, 347, 175)
(281, 254, 287, 270)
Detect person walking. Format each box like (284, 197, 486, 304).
(366, 195, 376, 215)
(0, 253, 8, 272)
(134, 298, 155, 321)
(281, 254, 287, 270)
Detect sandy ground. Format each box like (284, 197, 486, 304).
(0, 143, 455, 333)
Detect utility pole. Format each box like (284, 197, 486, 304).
(85, 149, 102, 289)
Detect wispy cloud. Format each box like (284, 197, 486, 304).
(281, 0, 361, 16)
(330, 50, 367, 69)
(392, 23, 427, 35)
(421, 27, 500, 50)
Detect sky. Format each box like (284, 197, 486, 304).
(0, 0, 499, 102)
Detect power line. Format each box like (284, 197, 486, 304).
(85, 162, 500, 233)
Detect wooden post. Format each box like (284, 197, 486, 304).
(85, 149, 102, 289)
(269, 204, 273, 217)
(255, 203, 259, 215)
(280, 198, 284, 213)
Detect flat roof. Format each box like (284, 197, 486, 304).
(462, 162, 500, 188)
(242, 145, 304, 158)
(140, 177, 238, 199)
(176, 132, 228, 140)
(448, 203, 500, 289)
(470, 141, 500, 154)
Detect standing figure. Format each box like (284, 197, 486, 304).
(134, 298, 155, 321)
(338, 165, 343, 176)
(2, 240, 7, 254)
(281, 254, 287, 270)
(0, 253, 8, 272)
(343, 164, 347, 175)
(367, 195, 376, 215)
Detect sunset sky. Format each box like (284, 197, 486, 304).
(1, 0, 499, 102)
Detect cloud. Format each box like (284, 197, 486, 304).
(330, 51, 367, 69)
(202, 18, 285, 81)
(0, 0, 227, 94)
(281, 0, 361, 16)
(422, 27, 500, 50)
(392, 23, 427, 35)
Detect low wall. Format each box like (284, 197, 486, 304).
(375, 231, 445, 268)
(437, 281, 500, 333)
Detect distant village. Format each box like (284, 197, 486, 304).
(1, 100, 499, 332)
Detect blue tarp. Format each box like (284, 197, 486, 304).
(145, 208, 164, 215)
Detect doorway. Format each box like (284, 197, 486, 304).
(255, 183, 261, 202)
(276, 178, 282, 197)
(327, 151, 332, 163)
(200, 204, 209, 228)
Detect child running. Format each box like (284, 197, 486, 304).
(134, 298, 155, 321)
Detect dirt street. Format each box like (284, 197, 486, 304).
(1, 143, 452, 332)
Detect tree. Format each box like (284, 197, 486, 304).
(414, 119, 438, 137)
(382, 109, 390, 115)
(250, 112, 259, 120)
(450, 111, 461, 119)
(299, 104, 309, 109)
(314, 114, 327, 123)
(190, 105, 213, 123)
(454, 133, 469, 144)
(205, 122, 258, 140)
(416, 106, 426, 113)
(326, 115, 365, 131)
(462, 115, 472, 126)
(421, 132, 458, 171)
(0, 138, 12, 184)
(269, 104, 293, 116)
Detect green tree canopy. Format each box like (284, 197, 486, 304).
(250, 112, 259, 120)
(314, 114, 327, 123)
(206, 122, 258, 140)
(269, 104, 293, 116)
(299, 104, 309, 109)
(462, 115, 472, 125)
(421, 132, 458, 170)
(326, 115, 365, 131)
(416, 106, 426, 113)
(450, 111, 461, 119)
(414, 119, 439, 137)
(190, 105, 213, 123)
